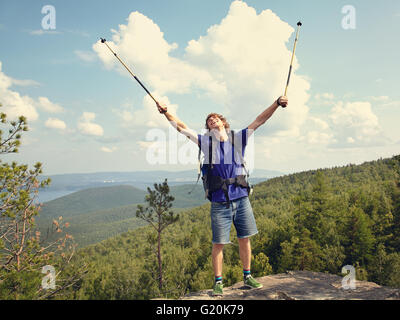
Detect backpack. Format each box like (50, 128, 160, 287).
(189, 130, 253, 205)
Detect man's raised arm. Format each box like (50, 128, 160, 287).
(247, 96, 288, 133)
(156, 102, 199, 145)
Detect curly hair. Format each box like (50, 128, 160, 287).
(205, 113, 230, 131)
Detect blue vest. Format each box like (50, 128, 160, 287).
(197, 129, 251, 204)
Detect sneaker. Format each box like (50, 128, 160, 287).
(244, 275, 263, 289)
(212, 281, 223, 296)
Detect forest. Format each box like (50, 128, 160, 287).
(53, 155, 400, 299)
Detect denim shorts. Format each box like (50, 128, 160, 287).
(210, 196, 258, 244)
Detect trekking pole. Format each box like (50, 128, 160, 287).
(100, 38, 159, 106)
(283, 21, 302, 98)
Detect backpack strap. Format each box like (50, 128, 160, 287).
(188, 134, 213, 197)
(204, 135, 213, 199)
(188, 136, 203, 195)
(229, 130, 253, 196)
(209, 135, 213, 169)
(228, 130, 250, 177)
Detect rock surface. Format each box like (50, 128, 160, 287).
(181, 271, 400, 300)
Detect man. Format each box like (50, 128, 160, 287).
(156, 96, 288, 295)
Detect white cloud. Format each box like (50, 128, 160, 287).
(304, 131, 334, 145)
(0, 61, 39, 121)
(137, 140, 154, 150)
(369, 95, 389, 101)
(113, 95, 179, 138)
(311, 93, 336, 107)
(367, 96, 400, 108)
(45, 117, 66, 130)
(80, 112, 96, 122)
(329, 101, 385, 147)
(66, 29, 90, 37)
(347, 137, 355, 144)
(380, 100, 400, 108)
(93, 13, 221, 97)
(77, 112, 104, 136)
(314, 92, 335, 101)
(100, 146, 117, 153)
(29, 29, 61, 35)
(94, 0, 310, 137)
(132, 95, 177, 129)
(185, 1, 310, 133)
(308, 117, 330, 130)
(74, 50, 96, 62)
(0, 61, 62, 122)
(298, 93, 395, 148)
(321, 93, 334, 100)
(37, 96, 64, 113)
(296, 113, 335, 146)
(10, 78, 41, 87)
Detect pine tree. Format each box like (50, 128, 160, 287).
(391, 181, 400, 251)
(293, 171, 336, 245)
(136, 179, 179, 293)
(0, 104, 86, 299)
(345, 206, 375, 266)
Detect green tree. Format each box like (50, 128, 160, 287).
(390, 182, 400, 250)
(0, 107, 27, 154)
(279, 229, 324, 272)
(345, 206, 375, 266)
(369, 243, 388, 285)
(252, 252, 273, 277)
(136, 179, 179, 293)
(0, 104, 86, 299)
(383, 253, 400, 287)
(293, 171, 336, 245)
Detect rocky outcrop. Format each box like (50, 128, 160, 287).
(181, 271, 400, 300)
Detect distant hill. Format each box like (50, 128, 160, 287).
(35, 168, 280, 247)
(42, 204, 147, 247)
(36, 183, 208, 247)
(37, 169, 283, 202)
(35, 177, 272, 247)
(38, 184, 208, 219)
(38, 185, 148, 219)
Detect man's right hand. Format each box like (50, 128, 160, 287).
(277, 96, 288, 108)
(156, 102, 168, 114)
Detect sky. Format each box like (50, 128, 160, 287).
(0, 0, 399, 175)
